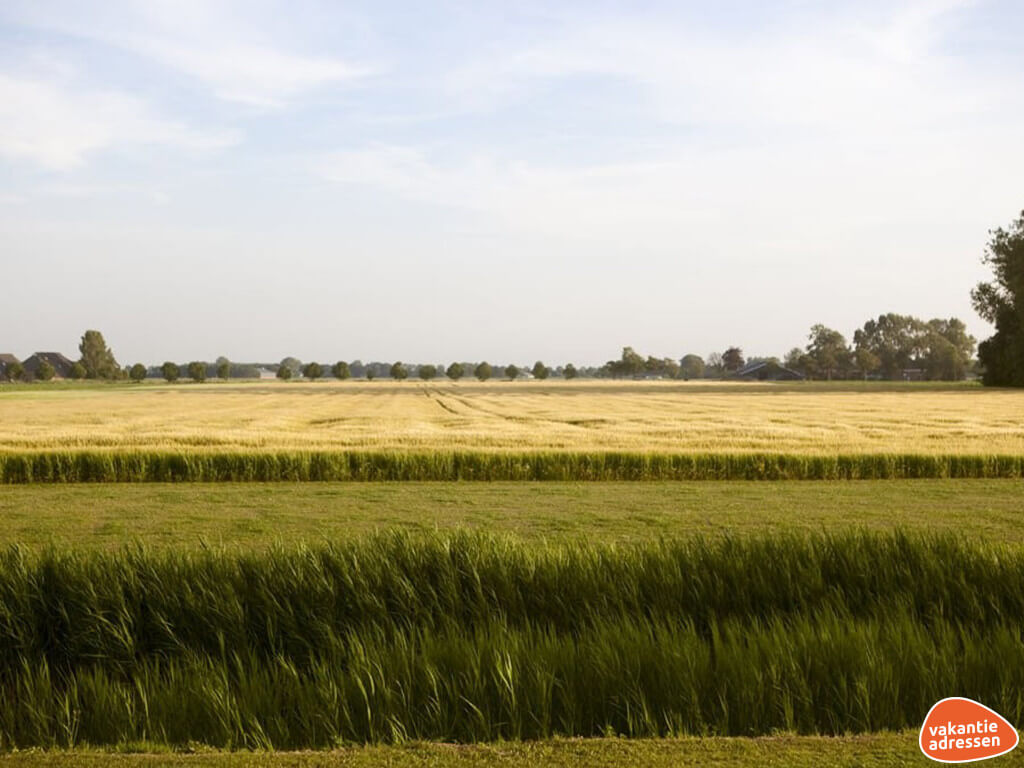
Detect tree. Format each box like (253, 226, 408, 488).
(419, 364, 438, 381)
(276, 365, 293, 381)
(923, 318, 975, 381)
(69, 362, 86, 380)
(366, 368, 376, 381)
(129, 363, 147, 382)
(36, 360, 55, 381)
(279, 357, 302, 379)
(853, 314, 925, 379)
(662, 357, 681, 379)
(78, 330, 119, 379)
(505, 364, 520, 380)
(446, 362, 465, 380)
(302, 362, 323, 380)
(216, 357, 230, 380)
(390, 362, 408, 380)
(532, 361, 549, 380)
(705, 352, 724, 378)
(853, 347, 881, 380)
(332, 361, 351, 380)
(563, 363, 578, 380)
(187, 361, 206, 382)
(161, 362, 180, 383)
(475, 361, 493, 381)
(722, 347, 745, 373)
(972, 211, 1024, 385)
(806, 324, 851, 380)
(6, 362, 24, 382)
(679, 355, 704, 380)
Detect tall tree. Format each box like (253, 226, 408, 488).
(216, 357, 231, 380)
(505, 364, 520, 380)
(332, 361, 351, 380)
(474, 362, 493, 381)
(531, 361, 549, 380)
(390, 362, 408, 381)
(78, 330, 119, 379)
(852, 314, 925, 379)
(806, 324, 851, 380)
(187, 362, 206, 382)
(722, 347, 745, 373)
(972, 212, 1024, 384)
(679, 354, 704, 380)
(563, 363, 578, 379)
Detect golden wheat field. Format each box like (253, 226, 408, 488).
(1, 379, 1023, 454)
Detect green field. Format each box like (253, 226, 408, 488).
(1, 531, 1022, 749)
(1, 480, 1022, 548)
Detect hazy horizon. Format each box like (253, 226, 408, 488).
(3, 0, 1022, 365)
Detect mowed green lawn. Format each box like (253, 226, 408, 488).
(0, 733, 945, 767)
(1, 479, 1022, 548)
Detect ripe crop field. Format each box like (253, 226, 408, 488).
(0, 379, 1020, 455)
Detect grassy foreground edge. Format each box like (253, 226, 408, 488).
(0, 733, 944, 767)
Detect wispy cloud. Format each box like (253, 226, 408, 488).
(1, 0, 373, 108)
(0, 73, 234, 170)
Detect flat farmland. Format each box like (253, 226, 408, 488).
(1, 379, 1022, 454)
(2, 480, 1023, 548)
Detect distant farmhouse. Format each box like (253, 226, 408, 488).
(21, 352, 75, 380)
(732, 360, 804, 381)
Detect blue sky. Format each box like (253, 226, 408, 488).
(1, 0, 1022, 365)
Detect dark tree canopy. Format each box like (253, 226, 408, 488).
(531, 361, 549, 380)
(418, 364, 438, 381)
(504, 364, 520, 380)
(972, 211, 1024, 386)
(276, 365, 292, 381)
(390, 362, 408, 380)
(446, 362, 465, 380)
(187, 361, 206, 383)
(78, 330, 119, 379)
(474, 362, 493, 381)
(722, 347, 745, 373)
(129, 363, 147, 382)
(332, 361, 351, 380)
(216, 358, 230, 380)
(68, 362, 86, 380)
(563, 363, 578, 380)
(303, 362, 324, 380)
(161, 362, 180, 383)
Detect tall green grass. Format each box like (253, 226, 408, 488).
(1, 532, 1024, 747)
(4, 450, 1024, 481)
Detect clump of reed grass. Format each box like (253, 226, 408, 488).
(1, 531, 1023, 747)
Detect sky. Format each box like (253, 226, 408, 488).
(1, 0, 1022, 366)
